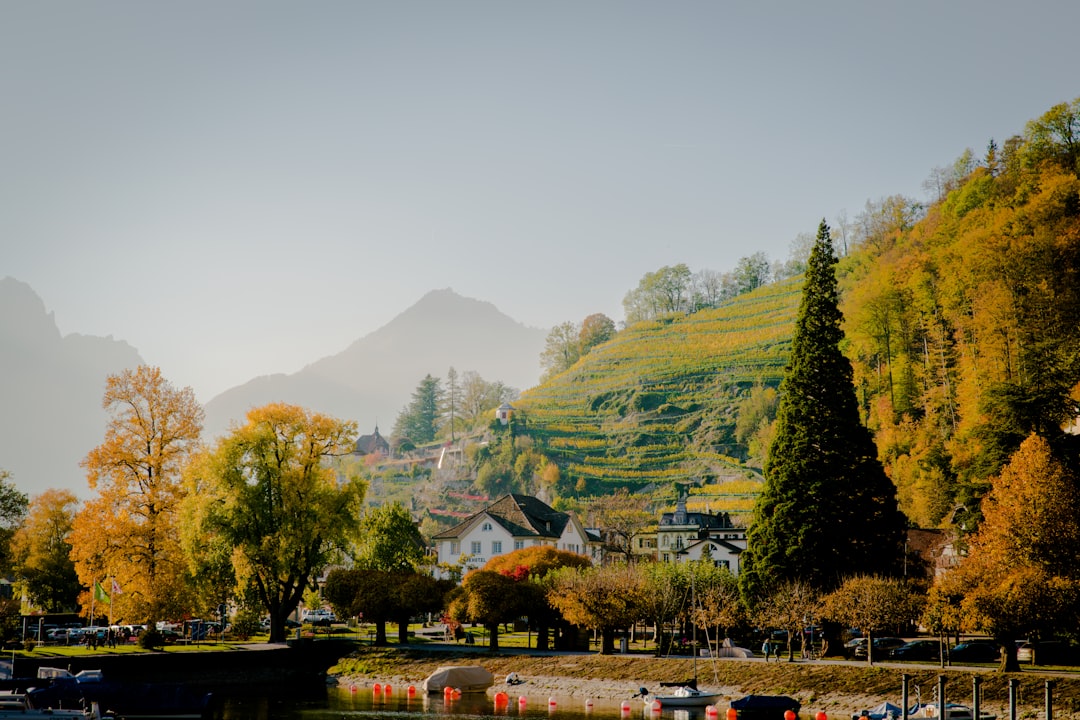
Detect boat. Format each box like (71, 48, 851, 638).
(25, 669, 212, 719)
(420, 666, 494, 694)
(0, 691, 96, 720)
(729, 695, 802, 720)
(639, 680, 725, 708)
(852, 701, 905, 720)
(914, 703, 997, 720)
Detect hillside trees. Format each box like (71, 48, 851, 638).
(70, 366, 203, 623)
(181, 403, 364, 642)
(579, 313, 616, 354)
(12, 489, 80, 612)
(739, 221, 906, 601)
(843, 100, 1080, 525)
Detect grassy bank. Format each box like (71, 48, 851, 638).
(332, 647, 1080, 717)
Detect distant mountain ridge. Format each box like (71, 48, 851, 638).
(0, 276, 144, 496)
(0, 280, 545, 496)
(201, 288, 547, 438)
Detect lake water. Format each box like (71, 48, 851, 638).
(215, 685, 717, 720)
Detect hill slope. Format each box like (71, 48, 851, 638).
(518, 277, 801, 509)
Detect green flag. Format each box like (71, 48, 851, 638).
(93, 581, 110, 604)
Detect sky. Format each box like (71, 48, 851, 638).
(3, 1, 1078, 404)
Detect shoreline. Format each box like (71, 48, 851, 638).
(330, 647, 1080, 719)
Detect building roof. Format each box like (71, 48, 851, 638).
(677, 538, 744, 556)
(355, 426, 390, 455)
(659, 497, 739, 530)
(432, 493, 570, 540)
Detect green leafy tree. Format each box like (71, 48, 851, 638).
(740, 220, 906, 601)
(733, 252, 771, 295)
(579, 314, 616, 354)
(459, 371, 517, 428)
(181, 403, 365, 642)
(0, 470, 29, 576)
(354, 502, 425, 572)
(540, 321, 582, 381)
(623, 264, 693, 324)
(393, 375, 443, 444)
(11, 489, 79, 612)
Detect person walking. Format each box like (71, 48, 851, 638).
(761, 639, 772, 662)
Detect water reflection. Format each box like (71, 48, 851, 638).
(216, 686, 716, 720)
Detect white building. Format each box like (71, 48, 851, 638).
(658, 497, 746, 574)
(432, 493, 601, 579)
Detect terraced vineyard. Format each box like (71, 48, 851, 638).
(517, 277, 802, 506)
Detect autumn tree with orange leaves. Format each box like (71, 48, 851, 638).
(12, 489, 81, 613)
(69, 366, 203, 623)
(927, 433, 1080, 671)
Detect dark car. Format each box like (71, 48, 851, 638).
(854, 637, 906, 659)
(949, 640, 1000, 663)
(889, 639, 941, 662)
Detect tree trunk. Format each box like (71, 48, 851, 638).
(600, 627, 616, 655)
(397, 618, 410, 646)
(486, 622, 499, 651)
(374, 620, 387, 646)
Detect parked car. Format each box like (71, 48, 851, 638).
(890, 639, 941, 662)
(855, 637, 906, 659)
(1016, 641, 1078, 666)
(949, 640, 1001, 663)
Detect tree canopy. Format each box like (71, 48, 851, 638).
(69, 366, 203, 623)
(182, 402, 364, 642)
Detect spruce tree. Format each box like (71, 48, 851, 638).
(739, 220, 906, 602)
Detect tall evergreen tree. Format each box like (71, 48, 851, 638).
(739, 220, 906, 602)
(392, 374, 443, 444)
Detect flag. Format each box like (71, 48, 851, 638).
(111, 579, 122, 596)
(93, 581, 110, 604)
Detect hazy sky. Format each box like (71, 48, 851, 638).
(4, 1, 1077, 403)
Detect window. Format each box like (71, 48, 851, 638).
(450, 541, 460, 555)
(514, 540, 524, 550)
(492, 541, 502, 554)
(471, 541, 482, 555)
(482, 522, 493, 531)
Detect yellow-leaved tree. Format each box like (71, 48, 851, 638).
(70, 366, 203, 623)
(181, 403, 364, 643)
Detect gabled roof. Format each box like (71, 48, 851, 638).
(432, 493, 569, 540)
(677, 538, 744, 555)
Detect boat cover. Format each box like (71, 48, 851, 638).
(421, 666, 495, 693)
(852, 702, 904, 720)
(731, 695, 802, 720)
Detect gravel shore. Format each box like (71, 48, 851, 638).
(330, 649, 1078, 719)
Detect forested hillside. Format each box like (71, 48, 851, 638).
(841, 99, 1080, 529)
(516, 98, 1080, 530)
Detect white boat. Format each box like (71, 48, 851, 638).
(420, 665, 494, 694)
(639, 683, 724, 708)
(915, 703, 996, 720)
(0, 691, 96, 720)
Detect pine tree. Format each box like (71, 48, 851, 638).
(392, 374, 443, 444)
(739, 220, 906, 601)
